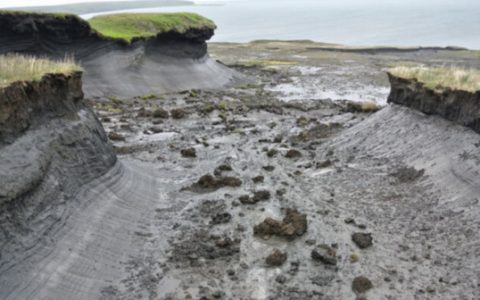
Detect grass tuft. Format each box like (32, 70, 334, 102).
(88, 12, 216, 42)
(0, 54, 81, 88)
(389, 65, 480, 92)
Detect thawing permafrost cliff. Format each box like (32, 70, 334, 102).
(387, 73, 480, 134)
(0, 11, 238, 97)
(0, 72, 117, 291)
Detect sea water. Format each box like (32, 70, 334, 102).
(81, 0, 480, 49)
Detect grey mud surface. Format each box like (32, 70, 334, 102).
(2, 41, 480, 300)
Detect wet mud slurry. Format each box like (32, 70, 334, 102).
(1, 40, 480, 300)
(89, 51, 479, 298)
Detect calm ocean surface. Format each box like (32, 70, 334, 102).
(82, 0, 480, 49)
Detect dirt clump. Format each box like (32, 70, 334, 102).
(311, 244, 338, 265)
(352, 276, 373, 294)
(181, 147, 197, 158)
(285, 149, 302, 159)
(254, 208, 307, 240)
(211, 212, 232, 225)
(171, 108, 187, 119)
(191, 174, 242, 192)
(108, 131, 125, 141)
(266, 249, 288, 266)
(352, 232, 373, 249)
(267, 148, 278, 157)
(214, 164, 233, 176)
(252, 175, 264, 183)
(390, 166, 425, 183)
(239, 190, 271, 205)
(152, 108, 169, 118)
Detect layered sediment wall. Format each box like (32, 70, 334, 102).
(0, 73, 117, 279)
(0, 11, 238, 97)
(387, 73, 480, 134)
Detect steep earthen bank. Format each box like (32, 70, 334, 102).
(0, 11, 239, 97)
(387, 73, 480, 134)
(0, 73, 117, 291)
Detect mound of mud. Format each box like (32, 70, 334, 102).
(0, 73, 116, 292)
(387, 73, 480, 134)
(0, 11, 239, 97)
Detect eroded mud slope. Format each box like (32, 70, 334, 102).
(0, 73, 117, 298)
(2, 77, 479, 299)
(0, 11, 239, 98)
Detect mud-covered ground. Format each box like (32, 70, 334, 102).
(82, 42, 480, 300)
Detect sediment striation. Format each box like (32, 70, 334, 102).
(387, 73, 480, 134)
(0, 73, 116, 285)
(0, 11, 237, 97)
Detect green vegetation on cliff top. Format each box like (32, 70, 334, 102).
(0, 54, 81, 88)
(88, 12, 216, 42)
(389, 66, 480, 92)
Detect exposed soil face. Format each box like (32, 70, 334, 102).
(0, 12, 240, 98)
(1, 40, 480, 300)
(387, 73, 480, 134)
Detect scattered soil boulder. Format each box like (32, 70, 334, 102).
(192, 174, 242, 192)
(239, 195, 254, 204)
(181, 147, 197, 158)
(252, 190, 271, 202)
(263, 165, 275, 171)
(316, 160, 332, 169)
(149, 126, 163, 133)
(171, 108, 187, 119)
(239, 190, 271, 205)
(352, 276, 373, 294)
(283, 208, 308, 236)
(352, 232, 373, 249)
(390, 166, 425, 183)
(266, 249, 288, 267)
(254, 208, 307, 240)
(137, 107, 152, 118)
(211, 212, 232, 225)
(252, 175, 264, 183)
(152, 108, 169, 118)
(108, 131, 125, 141)
(285, 149, 302, 159)
(267, 149, 278, 157)
(311, 244, 338, 265)
(214, 164, 233, 176)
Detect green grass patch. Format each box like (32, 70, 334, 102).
(0, 54, 81, 88)
(389, 65, 480, 92)
(88, 12, 216, 43)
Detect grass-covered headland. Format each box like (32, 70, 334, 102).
(389, 66, 480, 92)
(88, 12, 216, 42)
(0, 54, 81, 88)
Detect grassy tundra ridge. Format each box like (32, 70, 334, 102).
(389, 66, 480, 92)
(0, 10, 216, 44)
(0, 54, 81, 88)
(88, 13, 216, 42)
